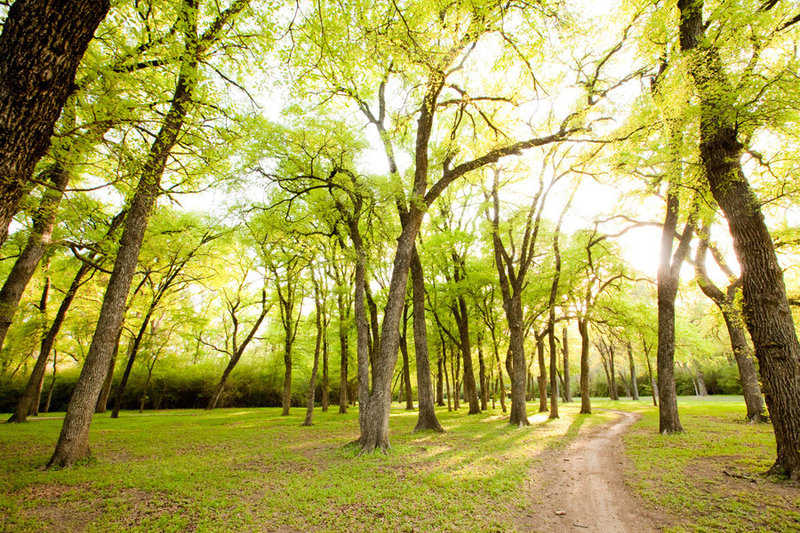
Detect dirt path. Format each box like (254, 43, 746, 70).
(518, 410, 662, 532)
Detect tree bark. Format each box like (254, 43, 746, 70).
(562, 326, 572, 402)
(536, 335, 548, 412)
(694, 234, 766, 421)
(685, 3, 800, 473)
(627, 341, 639, 401)
(410, 246, 443, 432)
(399, 303, 414, 410)
(302, 276, 324, 426)
(0, 166, 69, 350)
(578, 318, 591, 414)
(477, 333, 488, 411)
(0, 0, 110, 245)
(48, 2, 199, 468)
(451, 256, 481, 414)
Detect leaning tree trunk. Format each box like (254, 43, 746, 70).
(47, 6, 199, 468)
(680, 2, 800, 477)
(695, 236, 766, 420)
(722, 312, 766, 422)
(410, 247, 443, 432)
(7, 260, 95, 423)
(0, 0, 110, 246)
(0, 166, 69, 351)
(452, 261, 481, 414)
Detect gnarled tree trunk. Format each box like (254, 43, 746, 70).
(679, 1, 800, 478)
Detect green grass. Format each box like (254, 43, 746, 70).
(3, 397, 795, 532)
(597, 396, 800, 533)
(0, 402, 612, 532)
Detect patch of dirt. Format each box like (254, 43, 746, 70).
(18, 483, 100, 532)
(518, 410, 671, 532)
(681, 456, 800, 530)
(18, 483, 196, 532)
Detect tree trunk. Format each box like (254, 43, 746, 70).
(112, 308, 157, 418)
(436, 355, 445, 406)
(451, 343, 460, 410)
(492, 331, 507, 413)
(477, 334, 488, 411)
(506, 298, 530, 426)
(302, 279, 324, 427)
(444, 344, 452, 412)
(452, 296, 480, 413)
(536, 336, 548, 413)
(608, 342, 619, 401)
(695, 363, 708, 396)
(628, 341, 639, 401)
(95, 341, 118, 413)
(321, 321, 329, 412)
(723, 312, 766, 421)
(694, 234, 766, 421)
(399, 303, 414, 410)
(548, 327, 559, 419)
(7, 259, 95, 423)
(562, 326, 572, 402)
(44, 352, 57, 413)
(48, 5, 199, 468)
(337, 288, 349, 415)
(656, 184, 686, 434)
(578, 318, 592, 414)
(410, 246, 443, 432)
(282, 336, 293, 416)
(0, 166, 69, 350)
(0, 0, 110, 245)
(644, 343, 658, 407)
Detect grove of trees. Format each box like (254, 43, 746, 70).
(1, 0, 799, 480)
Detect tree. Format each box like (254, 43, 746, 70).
(678, 0, 800, 478)
(7, 209, 125, 423)
(694, 224, 766, 422)
(0, 0, 110, 245)
(48, 0, 251, 467)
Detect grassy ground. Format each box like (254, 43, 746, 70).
(0, 402, 613, 532)
(596, 396, 800, 533)
(2, 397, 797, 532)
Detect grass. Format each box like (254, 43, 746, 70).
(2, 396, 796, 532)
(0, 402, 612, 532)
(596, 396, 800, 533)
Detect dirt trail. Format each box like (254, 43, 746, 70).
(519, 410, 662, 532)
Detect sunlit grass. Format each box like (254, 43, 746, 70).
(0, 401, 608, 532)
(601, 395, 800, 532)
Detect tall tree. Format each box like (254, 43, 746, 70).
(48, 0, 251, 467)
(678, 0, 800, 477)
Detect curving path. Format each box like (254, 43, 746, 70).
(519, 410, 661, 532)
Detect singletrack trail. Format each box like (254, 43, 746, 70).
(519, 410, 662, 532)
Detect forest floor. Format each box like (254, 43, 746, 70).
(0, 397, 797, 532)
